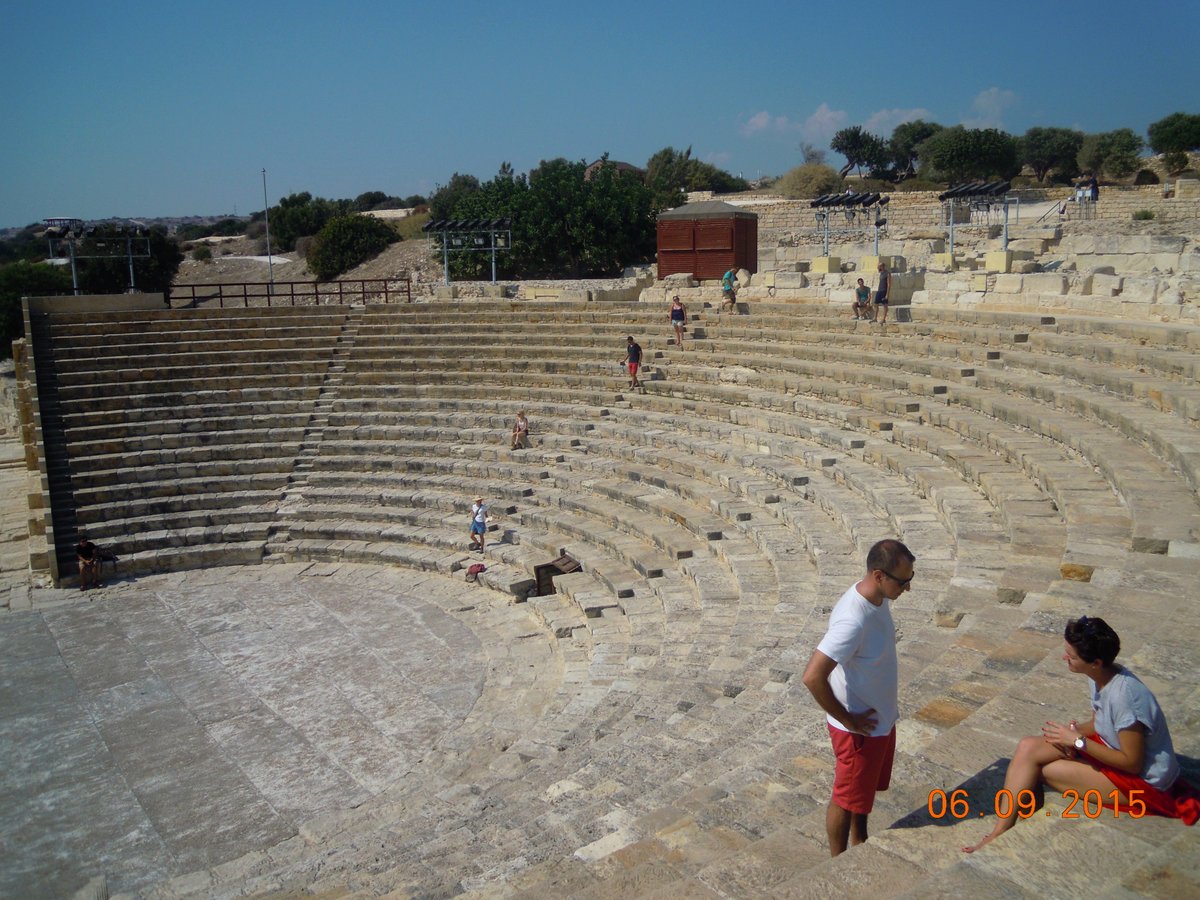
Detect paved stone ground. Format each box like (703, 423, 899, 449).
(0, 561, 529, 897)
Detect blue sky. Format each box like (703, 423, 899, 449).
(1, 0, 1194, 228)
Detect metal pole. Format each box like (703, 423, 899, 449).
(873, 222, 880, 256)
(1002, 199, 1010, 251)
(126, 235, 137, 292)
(68, 241, 79, 295)
(262, 169, 275, 291)
(948, 201, 956, 255)
(442, 230, 450, 285)
(491, 230, 497, 283)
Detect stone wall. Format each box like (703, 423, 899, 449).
(911, 267, 1200, 322)
(1087, 184, 1200, 223)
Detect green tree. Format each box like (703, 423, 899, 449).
(1077, 129, 1143, 179)
(644, 146, 750, 211)
(830, 126, 889, 177)
(429, 173, 482, 220)
(918, 126, 1020, 182)
(889, 120, 943, 178)
(1020, 127, 1084, 182)
(267, 192, 350, 251)
(0, 261, 73, 354)
(1147, 112, 1200, 154)
(644, 146, 693, 211)
(1147, 112, 1200, 175)
(72, 226, 183, 296)
(307, 215, 399, 281)
(432, 158, 655, 280)
(352, 191, 390, 211)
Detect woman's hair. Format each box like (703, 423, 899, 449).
(1064, 616, 1120, 665)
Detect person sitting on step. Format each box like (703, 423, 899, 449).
(76, 532, 101, 591)
(963, 616, 1199, 853)
(511, 410, 530, 450)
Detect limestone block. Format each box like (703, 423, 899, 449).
(885, 255, 906, 272)
(809, 256, 841, 274)
(1118, 276, 1159, 302)
(1146, 236, 1186, 254)
(859, 254, 882, 274)
(434, 285, 459, 299)
(929, 253, 956, 271)
(1015, 225, 1060, 240)
(1060, 235, 1095, 255)
(1008, 239, 1047, 255)
(971, 274, 989, 292)
(1175, 178, 1200, 199)
(994, 274, 1024, 294)
(481, 284, 505, 298)
(773, 271, 808, 289)
(984, 250, 1013, 273)
(889, 272, 922, 302)
(1023, 273, 1067, 295)
(1013, 260, 1038, 274)
(1086, 273, 1120, 296)
(661, 273, 697, 288)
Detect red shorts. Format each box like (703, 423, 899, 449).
(627, 362, 639, 375)
(1083, 735, 1200, 825)
(828, 723, 896, 814)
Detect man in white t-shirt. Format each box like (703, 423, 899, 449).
(802, 539, 915, 856)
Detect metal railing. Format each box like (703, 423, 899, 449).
(169, 277, 411, 308)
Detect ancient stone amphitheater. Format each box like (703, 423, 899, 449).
(4, 199, 1200, 898)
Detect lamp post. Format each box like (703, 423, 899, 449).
(262, 168, 274, 290)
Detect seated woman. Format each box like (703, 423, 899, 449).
(511, 410, 530, 450)
(964, 616, 1198, 852)
(76, 532, 101, 591)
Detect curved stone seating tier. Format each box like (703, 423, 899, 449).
(21, 300, 1200, 898)
(343, 313, 1199, 557)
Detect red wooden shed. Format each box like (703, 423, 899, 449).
(656, 200, 758, 280)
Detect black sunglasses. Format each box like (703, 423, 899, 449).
(879, 569, 913, 588)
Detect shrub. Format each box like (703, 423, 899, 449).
(191, 245, 212, 262)
(294, 236, 314, 259)
(246, 221, 266, 239)
(1134, 169, 1161, 185)
(307, 215, 399, 281)
(775, 163, 845, 199)
(1132, 209, 1156, 221)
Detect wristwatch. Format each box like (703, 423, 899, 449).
(1074, 735, 1087, 751)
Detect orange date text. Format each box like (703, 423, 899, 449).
(927, 788, 1146, 820)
